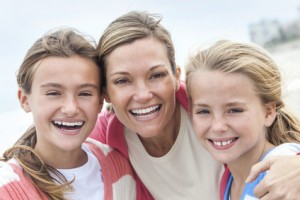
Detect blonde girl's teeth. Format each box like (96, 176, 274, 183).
(213, 139, 234, 146)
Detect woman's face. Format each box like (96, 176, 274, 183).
(105, 37, 180, 139)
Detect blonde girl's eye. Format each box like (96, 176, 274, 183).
(228, 108, 243, 113)
(195, 109, 210, 115)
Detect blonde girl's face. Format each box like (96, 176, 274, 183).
(190, 70, 276, 165)
(18, 55, 103, 161)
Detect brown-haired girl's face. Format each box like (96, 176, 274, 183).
(104, 37, 180, 139)
(18, 55, 103, 165)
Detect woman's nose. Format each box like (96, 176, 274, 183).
(133, 82, 153, 102)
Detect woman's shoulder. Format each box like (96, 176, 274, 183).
(267, 143, 300, 157)
(84, 139, 137, 199)
(85, 138, 112, 156)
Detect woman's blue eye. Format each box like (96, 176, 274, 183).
(151, 72, 165, 79)
(115, 79, 129, 84)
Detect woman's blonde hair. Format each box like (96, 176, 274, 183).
(1, 28, 100, 199)
(98, 11, 176, 88)
(185, 40, 300, 145)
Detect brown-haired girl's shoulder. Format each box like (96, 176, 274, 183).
(0, 161, 48, 199)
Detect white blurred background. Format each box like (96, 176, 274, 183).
(1, 0, 300, 154)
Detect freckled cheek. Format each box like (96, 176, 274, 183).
(192, 119, 208, 139)
(229, 118, 250, 132)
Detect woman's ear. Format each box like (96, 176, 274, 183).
(18, 88, 31, 113)
(264, 102, 277, 127)
(175, 66, 181, 91)
(98, 94, 105, 112)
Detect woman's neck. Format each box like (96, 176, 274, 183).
(139, 103, 181, 157)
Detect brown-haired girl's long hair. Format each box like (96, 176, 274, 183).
(1, 28, 100, 200)
(185, 40, 300, 145)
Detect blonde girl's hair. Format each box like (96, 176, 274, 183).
(185, 40, 300, 145)
(1, 28, 100, 200)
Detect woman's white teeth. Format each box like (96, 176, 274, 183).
(53, 121, 83, 126)
(131, 105, 159, 115)
(212, 139, 234, 147)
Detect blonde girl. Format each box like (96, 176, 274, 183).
(185, 40, 300, 199)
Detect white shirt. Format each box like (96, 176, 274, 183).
(125, 106, 223, 200)
(57, 143, 104, 200)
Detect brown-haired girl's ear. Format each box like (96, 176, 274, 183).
(264, 102, 277, 127)
(18, 88, 31, 112)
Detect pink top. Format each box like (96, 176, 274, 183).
(89, 82, 191, 200)
(0, 139, 136, 199)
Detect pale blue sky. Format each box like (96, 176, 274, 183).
(0, 0, 299, 112)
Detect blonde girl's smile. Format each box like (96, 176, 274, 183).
(208, 137, 239, 149)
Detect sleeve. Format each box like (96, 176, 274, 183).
(89, 111, 111, 144)
(267, 143, 300, 157)
(0, 162, 48, 200)
(0, 162, 22, 200)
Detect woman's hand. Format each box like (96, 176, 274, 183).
(247, 155, 300, 199)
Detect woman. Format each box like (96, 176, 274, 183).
(90, 11, 300, 199)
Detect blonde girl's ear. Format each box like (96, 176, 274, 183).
(264, 101, 277, 127)
(18, 88, 31, 113)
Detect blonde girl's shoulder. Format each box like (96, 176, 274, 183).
(267, 143, 300, 157)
